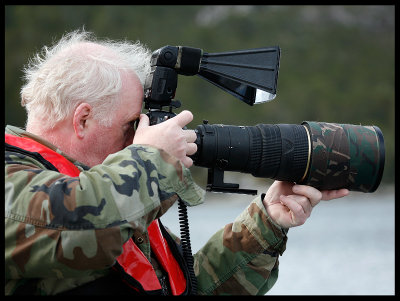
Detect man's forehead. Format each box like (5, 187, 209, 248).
(119, 71, 143, 121)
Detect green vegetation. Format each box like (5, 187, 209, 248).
(5, 5, 394, 184)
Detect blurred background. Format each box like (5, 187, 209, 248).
(5, 5, 395, 295)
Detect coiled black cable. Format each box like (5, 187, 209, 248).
(178, 198, 197, 295)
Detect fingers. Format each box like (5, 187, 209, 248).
(279, 185, 350, 225)
(184, 129, 197, 143)
(136, 111, 197, 168)
(292, 184, 322, 208)
(321, 188, 349, 200)
(181, 156, 194, 168)
(279, 194, 312, 225)
(276, 184, 322, 226)
(135, 114, 149, 129)
(166, 110, 193, 128)
(132, 111, 197, 168)
(264, 180, 351, 229)
(186, 142, 197, 156)
(136, 111, 194, 132)
(293, 184, 349, 203)
(165, 112, 196, 165)
(184, 130, 197, 155)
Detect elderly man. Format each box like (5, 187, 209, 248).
(5, 30, 348, 295)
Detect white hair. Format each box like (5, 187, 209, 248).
(21, 29, 152, 129)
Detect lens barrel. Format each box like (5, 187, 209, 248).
(192, 122, 385, 192)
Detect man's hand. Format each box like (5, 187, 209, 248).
(262, 181, 349, 229)
(132, 110, 197, 168)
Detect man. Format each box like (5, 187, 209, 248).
(5, 30, 349, 295)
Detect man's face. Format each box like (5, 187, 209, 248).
(80, 71, 144, 167)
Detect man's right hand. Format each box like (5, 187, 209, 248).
(132, 110, 197, 168)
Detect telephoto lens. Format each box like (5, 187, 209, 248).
(192, 121, 385, 193)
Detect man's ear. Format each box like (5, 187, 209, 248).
(73, 103, 93, 139)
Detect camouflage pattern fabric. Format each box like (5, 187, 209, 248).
(301, 122, 384, 192)
(5, 125, 288, 295)
(195, 196, 287, 295)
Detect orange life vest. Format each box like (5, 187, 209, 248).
(5, 133, 189, 295)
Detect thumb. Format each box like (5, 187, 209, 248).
(168, 110, 193, 128)
(135, 114, 149, 130)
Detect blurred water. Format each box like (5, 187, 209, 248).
(161, 183, 395, 295)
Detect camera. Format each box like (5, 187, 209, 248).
(143, 45, 385, 194)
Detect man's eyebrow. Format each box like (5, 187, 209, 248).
(126, 114, 140, 123)
(131, 115, 140, 122)
(126, 116, 140, 128)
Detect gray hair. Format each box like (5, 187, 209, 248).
(21, 29, 152, 129)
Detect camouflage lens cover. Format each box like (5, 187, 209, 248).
(301, 122, 385, 192)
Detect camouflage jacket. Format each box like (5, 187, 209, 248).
(5, 125, 288, 295)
